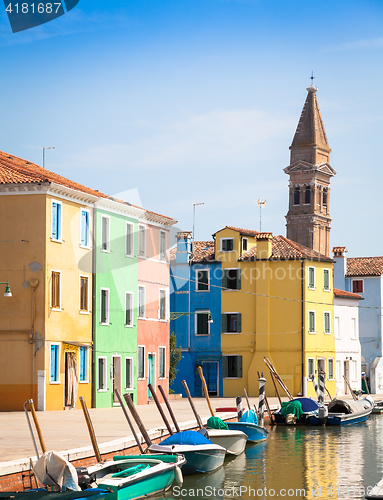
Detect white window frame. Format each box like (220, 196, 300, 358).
(195, 310, 211, 336)
(79, 347, 89, 383)
(222, 312, 241, 334)
(125, 291, 134, 327)
(351, 279, 364, 294)
(196, 269, 210, 291)
(125, 222, 134, 258)
(324, 311, 331, 335)
(159, 230, 166, 262)
(50, 342, 61, 384)
(159, 288, 167, 321)
(334, 316, 340, 339)
(328, 358, 335, 380)
(100, 288, 110, 325)
(98, 356, 107, 392)
(125, 357, 134, 390)
(308, 310, 316, 334)
(307, 357, 315, 378)
(138, 224, 146, 258)
(138, 346, 145, 380)
(336, 360, 342, 381)
(308, 266, 315, 290)
(138, 285, 146, 318)
(158, 346, 166, 379)
(323, 268, 331, 291)
(220, 237, 234, 252)
(51, 269, 61, 311)
(79, 275, 89, 314)
(101, 215, 110, 253)
(80, 208, 91, 249)
(51, 199, 63, 243)
(351, 317, 357, 340)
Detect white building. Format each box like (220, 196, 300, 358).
(334, 288, 362, 395)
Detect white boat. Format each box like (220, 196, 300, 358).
(204, 428, 248, 456)
(148, 431, 226, 474)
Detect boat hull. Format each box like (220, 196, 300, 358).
(226, 422, 268, 443)
(308, 398, 373, 426)
(206, 429, 248, 455)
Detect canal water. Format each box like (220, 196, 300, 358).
(164, 414, 383, 500)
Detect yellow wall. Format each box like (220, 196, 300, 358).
(216, 228, 335, 398)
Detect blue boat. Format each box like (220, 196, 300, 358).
(308, 397, 374, 426)
(226, 410, 268, 442)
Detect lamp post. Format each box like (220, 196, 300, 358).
(192, 202, 204, 252)
(42, 147, 55, 169)
(0, 281, 12, 297)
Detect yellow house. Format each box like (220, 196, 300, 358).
(0, 152, 101, 410)
(215, 226, 335, 398)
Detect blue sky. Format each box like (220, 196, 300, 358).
(1, 0, 382, 257)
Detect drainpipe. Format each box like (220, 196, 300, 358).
(91, 203, 96, 409)
(301, 260, 306, 397)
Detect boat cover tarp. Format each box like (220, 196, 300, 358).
(280, 400, 303, 419)
(239, 410, 258, 425)
(160, 430, 213, 446)
(33, 451, 80, 491)
(207, 416, 229, 430)
(111, 463, 151, 478)
(328, 399, 369, 414)
(294, 398, 319, 412)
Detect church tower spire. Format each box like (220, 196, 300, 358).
(284, 85, 336, 257)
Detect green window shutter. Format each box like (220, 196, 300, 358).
(309, 267, 315, 288)
(324, 270, 329, 290)
(221, 314, 226, 333)
(237, 356, 242, 377)
(222, 239, 227, 251)
(309, 311, 315, 332)
(223, 357, 228, 378)
(222, 270, 228, 289)
(236, 270, 241, 290)
(237, 313, 241, 333)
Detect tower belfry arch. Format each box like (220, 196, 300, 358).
(284, 85, 336, 257)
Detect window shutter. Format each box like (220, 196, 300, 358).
(50, 345, 56, 381)
(52, 203, 58, 239)
(237, 356, 242, 378)
(81, 211, 87, 246)
(236, 270, 241, 290)
(222, 239, 227, 251)
(237, 313, 241, 333)
(221, 314, 226, 333)
(222, 357, 228, 378)
(222, 270, 228, 289)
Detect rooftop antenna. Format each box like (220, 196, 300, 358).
(42, 147, 55, 169)
(257, 199, 266, 232)
(192, 202, 204, 252)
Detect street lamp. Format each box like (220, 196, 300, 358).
(170, 311, 213, 323)
(42, 147, 55, 169)
(0, 281, 12, 297)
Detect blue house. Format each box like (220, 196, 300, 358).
(170, 232, 222, 397)
(333, 246, 383, 393)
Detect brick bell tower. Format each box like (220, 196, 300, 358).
(284, 85, 336, 257)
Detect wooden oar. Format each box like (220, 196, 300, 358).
(80, 396, 102, 463)
(343, 375, 358, 401)
(114, 389, 144, 454)
(197, 366, 214, 417)
(123, 393, 152, 447)
(243, 388, 260, 419)
(363, 373, 370, 395)
(24, 400, 43, 457)
(148, 384, 174, 435)
(27, 399, 46, 454)
(263, 357, 293, 400)
(269, 371, 282, 406)
(182, 380, 203, 429)
(157, 384, 181, 433)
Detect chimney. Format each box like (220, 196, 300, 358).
(256, 232, 273, 260)
(333, 246, 347, 290)
(176, 231, 192, 264)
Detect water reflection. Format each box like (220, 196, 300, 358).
(162, 415, 383, 500)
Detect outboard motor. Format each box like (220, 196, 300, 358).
(318, 405, 328, 425)
(76, 467, 96, 490)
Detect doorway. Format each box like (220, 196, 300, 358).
(112, 356, 121, 404)
(202, 361, 219, 396)
(344, 361, 350, 394)
(148, 354, 155, 399)
(65, 351, 78, 408)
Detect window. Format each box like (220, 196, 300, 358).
(242, 238, 248, 252)
(221, 238, 234, 252)
(293, 187, 300, 205)
(159, 347, 166, 379)
(323, 269, 330, 291)
(352, 360, 358, 381)
(159, 231, 166, 261)
(196, 270, 209, 291)
(79, 347, 88, 382)
(336, 360, 342, 381)
(138, 225, 146, 257)
(308, 358, 314, 378)
(223, 355, 242, 378)
(308, 267, 315, 289)
(196, 311, 210, 335)
(304, 186, 311, 204)
(222, 269, 241, 290)
(126, 222, 134, 257)
(159, 289, 166, 320)
(50, 344, 60, 382)
(308, 311, 316, 333)
(101, 216, 110, 252)
(125, 358, 133, 389)
(80, 276, 89, 312)
(221, 313, 241, 333)
(138, 346, 145, 379)
(51, 271, 60, 309)
(328, 359, 334, 380)
(323, 189, 328, 207)
(352, 280, 364, 293)
(324, 312, 331, 334)
(100, 288, 109, 324)
(125, 292, 133, 326)
(334, 317, 340, 339)
(138, 286, 145, 318)
(51, 200, 62, 241)
(351, 318, 357, 339)
(98, 357, 107, 390)
(80, 209, 90, 248)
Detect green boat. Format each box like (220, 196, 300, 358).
(86, 455, 185, 500)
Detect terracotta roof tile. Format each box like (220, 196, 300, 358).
(346, 257, 383, 277)
(214, 226, 259, 237)
(333, 288, 362, 300)
(191, 241, 215, 263)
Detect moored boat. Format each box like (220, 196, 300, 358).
(308, 396, 374, 426)
(273, 397, 319, 425)
(203, 428, 248, 456)
(226, 422, 268, 443)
